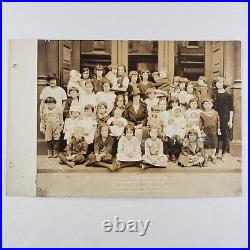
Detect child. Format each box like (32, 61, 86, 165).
(40, 97, 64, 158)
(213, 77, 234, 161)
(200, 98, 221, 164)
(144, 88, 159, 115)
(58, 127, 88, 168)
(96, 80, 116, 114)
(112, 65, 129, 92)
(158, 97, 170, 124)
(107, 109, 128, 137)
(79, 67, 91, 90)
(147, 105, 165, 139)
(185, 83, 196, 105)
(105, 64, 118, 87)
(63, 86, 80, 119)
(127, 70, 140, 100)
(110, 94, 126, 116)
(178, 129, 205, 167)
(79, 79, 97, 112)
(172, 106, 186, 140)
(176, 78, 188, 106)
(79, 104, 97, 145)
(116, 124, 142, 169)
(40, 73, 67, 116)
(92, 65, 109, 93)
(169, 76, 181, 97)
(63, 106, 82, 144)
(96, 102, 110, 127)
(87, 124, 115, 170)
(67, 70, 82, 94)
(138, 69, 154, 100)
(196, 76, 208, 106)
(152, 71, 169, 92)
(142, 128, 168, 169)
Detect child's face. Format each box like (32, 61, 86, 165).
(101, 126, 109, 137)
(85, 83, 93, 93)
(189, 133, 197, 142)
(203, 101, 213, 110)
(84, 108, 93, 117)
(150, 129, 158, 139)
(49, 79, 57, 87)
(190, 101, 197, 110)
(70, 90, 78, 99)
(216, 80, 224, 89)
(142, 73, 149, 81)
(112, 68, 118, 75)
(173, 80, 179, 87)
(179, 82, 186, 90)
(82, 71, 89, 79)
(131, 74, 138, 83)
(152, 109, 160, 117)
(118, 66, 125, 77)
(47, 102, 56, 110)
(187, 85, 194, 94)
(74, 128, 84, 140)
(98, 105, 107, 113)
(71, 111, 80, 119)
(159, 100, 167, 111)
(116, 96, 124, 107)
(96, 69, 103, 78)
(103, 82, 110, 92)
(126, 129, 134, 140)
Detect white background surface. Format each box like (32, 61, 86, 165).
(2, 3, 248, 247)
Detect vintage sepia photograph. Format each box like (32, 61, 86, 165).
(36, 40, 242, 197)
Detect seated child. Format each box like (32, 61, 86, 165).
(116, 124, 142, 169)
(96, 102, 110, 127)
(144, 88, 159, 116)
(63, 86, 81, 119)
(178, 128, 205, 167)
(64, 106, 82, 144)
(96, 80, 116, 114)
(79, 104, 97, 145)
(200, 98, 221, 164)
(87, 124, 115, 170)
(107, 109, 128, 137)
(142, 128, 168, 169)
(58, 127, 88, 168)
(110, 94, 126, 116)
(40, 97, 64, 158)
(147, 105, 165, 139)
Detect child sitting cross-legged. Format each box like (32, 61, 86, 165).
(58, 127, 88, 168)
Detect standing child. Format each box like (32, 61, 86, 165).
(105, 65, 118, 87)
(87, 124, 115, 170)
(127, 70, 140, 100)
(92, 65, 109, 93)
(200, 98, 221, 164)
(40, 73, 67, 116)
(138, 69, 154, 100)
(79, 67, 91, 91)
(112, 65, 129, 93)
(40, 97, 64, 158)
(107, 109, 128, 137)
(116, 124, 142, 169)
(63, 106, 82, 144)
(178, 129, 205, 167)
(142, 128, 168, 169)
(58, 127, 88, 168)
(96, 80, 116, 114)
(213, 77, 234, 161)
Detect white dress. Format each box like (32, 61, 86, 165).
(78, 117, 97, 144)
(63, 117, 82, 144)
(107, 117, 128, 137)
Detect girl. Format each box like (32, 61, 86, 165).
(40, 73, 67, 116)
(138, 69, 154, 100)
(213, 77, 234, 161)
(63, 106, 82, 144)
(105, 64, 118, 87)
(79, 67, 91, 90)
(176, 78, 188, 107)
(96, 102, 110, 127)
(178, 129, 205, 167)
(63, 86, 81, 119)
(116, 124, 142, 169)
(58, 127, 88, 168)
(92, 65, 109, 93)
(127, 70, 140, 100)
(79, 79, 97, 112)
(200, 98, 221, 164)
(144, 88, 159, 116)
(96, 80, 116, 114)
(110, 94, 126, 116)
(112, 65, 129, 92)
(196, 76, 208, 106)
(185, 83, 196, 105)
(142, 128, 168, 169)
(40, 97, 64, 158)
(87, 124, 115, 170)
(169, 76, 181, 97)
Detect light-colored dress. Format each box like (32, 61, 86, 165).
(78, 117, 97, 144)
(107, 117, 128, 137)
(63, 117, 82, 144)
(117, 136, 142, 161)
(143, 138, 168, 167)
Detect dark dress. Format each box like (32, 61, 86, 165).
(137, 81, 154, 100)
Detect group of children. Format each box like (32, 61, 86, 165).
(39, 64, 234, 171)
